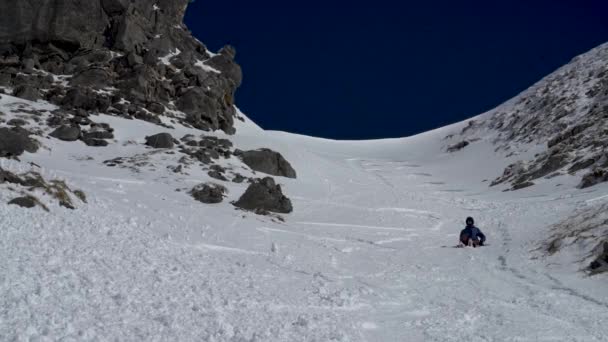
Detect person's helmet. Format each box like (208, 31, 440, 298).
(466, 217, 474, 226)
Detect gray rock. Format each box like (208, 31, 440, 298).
(8, 196, 38, 209)
(233, 177, 293, 214)
(0, 0, 190, 50)
(232, 174, 247, 184)
(190, 183, 226, 204)
(7, 118, 28, 127)
(13, 85, 40, 101)
(145, 133, 174, 149)
(61, 88, 96, 111)
(50, 125, 81, 142)
(208, 170, 228, 182)
(578, 169, 608, 189)
(0, 167, 23, 184)
(237, 148, 297, 178)
(82, 138, 109, 147)
(70, 67, 112, 88)
(0, 127, 39, 157)
(447, 141, 469, 153)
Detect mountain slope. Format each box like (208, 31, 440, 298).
(445, 42, 608, 190)
(1, 1, 608, 340)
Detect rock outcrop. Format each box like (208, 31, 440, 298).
(190, 183, 226, 204)
(0, 0, 242, 135)
(145, 133, 175, 149)
(235, 149, 297, 178)
(233, 177, 293, 214)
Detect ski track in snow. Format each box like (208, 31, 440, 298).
(1, 106, 608, 340)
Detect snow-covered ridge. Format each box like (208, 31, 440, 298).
(445, 42, 608, 191)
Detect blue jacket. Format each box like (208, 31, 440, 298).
(460, 225, 486, 242)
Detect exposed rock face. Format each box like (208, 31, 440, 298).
(0, 0, 242, 135)
(0, 127, 39, 157)
(145, 133, 175, 149)
(190, 183, 226, 204)
(233, 177, 293, 214)
(235, 149, 297, 179)
(0, 0, 189, 51)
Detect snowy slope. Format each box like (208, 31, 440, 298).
(2, 51, 608, 341)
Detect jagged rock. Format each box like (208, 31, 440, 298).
(578, 169, 608, 189)
(82, 138, 109, 147)
(206, 46, 243, 87)
(447, 141, 469, 153)
(13, 85, 40, 101)
(208, 170, 228, 182)
(70, 67, 113, 88)
(8, 196, 38, 208)
(145, 133, 175, 149)
(232, 174, 247, 184)
(0, 0, 190, 51)
(7, 118, 28, 127)
(50, 125, 81, 142)
(512, 181, 535, 191)
(190, 183, 226, 204)
(0, 127, 39, 157)
(233, 177, 293, 214)
(61, 88, 97, 111)
(0, 168, 23, 184)
(235, 148, 297, 178)
(177, 88, 218, 129)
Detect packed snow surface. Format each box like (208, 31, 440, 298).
(1, 99, 608, 341)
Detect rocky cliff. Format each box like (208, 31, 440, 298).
(0, 0, 296, 216)
(0, 0, 241, 133)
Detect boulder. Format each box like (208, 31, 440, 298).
(208, 170, 228, 182)
(447, 141, 470, 153)
(190, 183, 226, 204)
(82, 138, 109, 147)
(8, 196, 38, 208)
(50, 125, 81, 141)
(61, 88, 97, 111)
(206, 46, 243, 87)
(145, 133, 174, 148)
(0, 127, 39, 157)
(70, 67, 112, 88)
(233, 177, 293, 214)
(578, 169, 608, 189)
(13, 85, 40, 101)
(236, 148, 297, 178)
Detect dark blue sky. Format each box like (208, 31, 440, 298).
(185, 1, 608, 139)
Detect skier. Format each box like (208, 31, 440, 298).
(459, 217, 486, 247)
